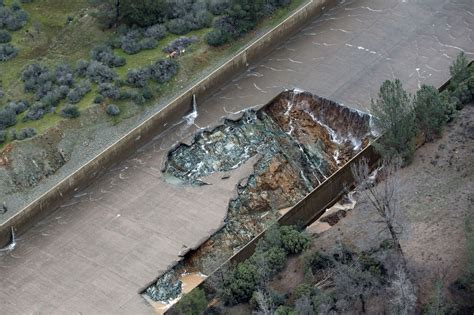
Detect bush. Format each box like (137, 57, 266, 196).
(85, 60, 117, 83)
(0, 107, 16, 129)
(280, 225, 310, 254)
(6, 100, 29, 114)
(221, 260, 258, 305)
(0, 3, 28, 31)
(452, 81, 472, 107)
(208, 0, 232, 15)
(371, 79, 417, 164)
(12, 127, 36, 140)
(23, 102, 50, 121)
(121, 37, 142, 55)
(106, 104, 120, 116)
(450, 51, 470, 88)
(67, 80, 91, 104)
(90, 44, 126, 68)
(0, 29, 11, 43)
(94, 95, 104, 104)
(304, 251, 332, 274)
(120, 0, 169, 27)
(139, 37, 158, 50)
(144, 24, 166, 40)
(126, 68, 150, 87)
(162, 36, 197, 55)
(54, 63, 74, 87)
(167, 18, 191, 35)
(98, 82, 120, 100)
(413, 85, 446, 141)
(0, 130, 7, 143)
(206, 29, 230, 47)
(60, 104, 80, 118)
(174, 288, 208, 315)
(187, 10, 213, 30)
(148, 59, 178, 83)
(0, 43, 18, 61)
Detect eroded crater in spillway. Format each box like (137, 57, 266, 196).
(145, 90, 375, 304)
(164, 89, 372, 212)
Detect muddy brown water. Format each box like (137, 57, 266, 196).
(0, 0, 472, 313)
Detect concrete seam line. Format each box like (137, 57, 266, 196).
(0, 0, 325, 228)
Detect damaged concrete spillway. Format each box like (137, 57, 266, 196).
(146, 90, 374, 302)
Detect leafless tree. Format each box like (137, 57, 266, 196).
(388, 264, 417, 315)
(332, 258, 380, 313)
(294, 295, 314, 315)
(351, 157, 407, 267)
(253, 289, 276, 315)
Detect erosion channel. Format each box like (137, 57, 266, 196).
(145, 89, 376, 308)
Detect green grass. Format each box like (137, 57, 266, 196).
(1, 0, 306, 148)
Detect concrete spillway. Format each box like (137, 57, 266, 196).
(0, 0, 473, 313)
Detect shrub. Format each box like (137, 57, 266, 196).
(206, 29, 229, 46)
(0, 130, 7, 144)
(67, 80, 91, 104)
(144, 24, 166, 40)
(0, 4, 28, 31)
(126, 68, 150, 87)
(60, 104, 80, 118)
(85, 60, 117, 83)
(174, 288, 208, 315)
(0, 29, 11, 43)
(208, 0, 232, 15)
(162, 36, 197, 54)
(0, 43, 17, 61)
(452, 81, 472, 107)
(0, 107, 16, 129)
(413, 85, 446, 141)
(12, 127, 36, 140)
(106, 104, 120, 116)
(304, 251, 332, 274)
(94, 95, 104, 104)
(221, 260, 258, 305)
(280, 225, 310, 254)
(439, 90, 459, 122)
(148, 59, 178, 83)
(121, 38, 142, 54)
(167, 18, 191, 35)
(23, 102, 50, 121)
(90, 44, 126, 68)
(6, 100, 29, 114)
(449, 51, 470, 88)
(139, 37, 158, 50)
(98, 82, 120, 100)
(187, 10, 213, 30)
(75, 59, 90, 77)
(371, 79, 417, 164)
(120, 0, 169, 27)
(54, 63, 74, 87)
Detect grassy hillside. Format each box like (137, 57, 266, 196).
(0, 0, 305, 147)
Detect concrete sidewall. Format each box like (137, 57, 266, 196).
(0, 0, 335, 246)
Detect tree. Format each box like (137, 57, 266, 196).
(120, 0, 168, 27)
(423, 279, 451, 315)
(175, 288, 208, 315)
(90, 0, 121, 28)
(371, 79, 417, 164)
(449, 51, 470, 88)
(413, 85, 446, 141)
(388, 264, 417, 315)
(351, 158, 407, 267)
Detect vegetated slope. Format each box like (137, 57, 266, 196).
(0, 0, 305, 217)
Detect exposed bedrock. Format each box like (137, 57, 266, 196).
(159, 90, 374, 273)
